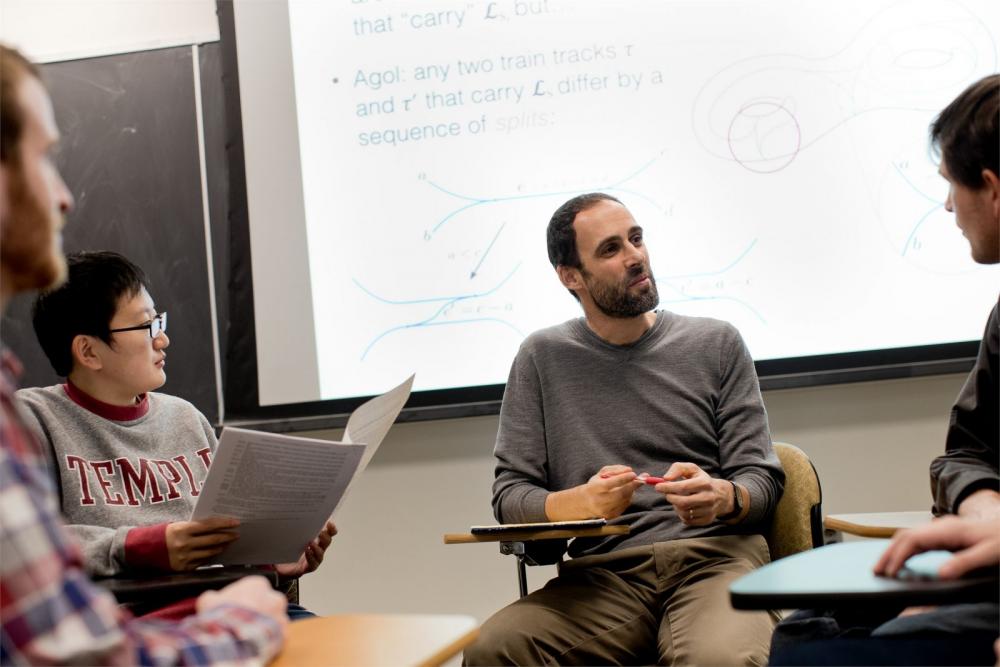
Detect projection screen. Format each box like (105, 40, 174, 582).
(224, 0, 1000, 417)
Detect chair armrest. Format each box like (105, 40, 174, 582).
(823, 512, 933, 538)
(445, 525, 631, 598)
(443, 525, 630, 544)
(513, 537, 569, 566)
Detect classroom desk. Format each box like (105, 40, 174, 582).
(269, 613, 479, 667)
(824, 511, 933, 538)
(730, 540, 998, 610)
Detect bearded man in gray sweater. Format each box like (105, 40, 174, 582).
(464, 193, 785, 666)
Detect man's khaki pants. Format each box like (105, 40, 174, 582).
(464, 534, 778, 666)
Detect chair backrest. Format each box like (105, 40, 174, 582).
(766, 442, 824, 561)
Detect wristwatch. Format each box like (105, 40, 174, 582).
(718, 481, 743, 521)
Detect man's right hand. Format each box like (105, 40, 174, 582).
(165, 517, 240, 571)
(874, 515, 1000, 580)
(545, 465, 643, 520)
(196, 575, 289, 637)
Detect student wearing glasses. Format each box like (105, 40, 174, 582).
(15, 250, 335, 619)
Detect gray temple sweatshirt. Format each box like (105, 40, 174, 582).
(16, 384, 216, 576)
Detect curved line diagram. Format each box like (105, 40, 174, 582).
(704, 90, 952, 168)
(878, 156, 981, 276)
(656, 239, 768, 324)
(890, 162, 946, 257)
(354, 262, 525, 360)
(891, 162, 941, 206)
(424, 152, 668, 238)
(690, 0, 998, 171)
(901, 203, 945, 256)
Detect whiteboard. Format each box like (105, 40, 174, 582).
(231, 0, 1000, 406)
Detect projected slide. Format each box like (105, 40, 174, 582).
(236, 0, 1000, 405)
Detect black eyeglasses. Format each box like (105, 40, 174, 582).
(108, 312, 167, 339)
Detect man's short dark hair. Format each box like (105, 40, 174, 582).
(33, 251, 148, 376)
(546, 192, 622, 269)
(930, 74, 999, 189)
(0, 44, 41, 166)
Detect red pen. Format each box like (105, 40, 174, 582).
(601, 472, 665, 485)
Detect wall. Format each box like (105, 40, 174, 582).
(0, 0, 218, 63)
(299, 372, 965, 623)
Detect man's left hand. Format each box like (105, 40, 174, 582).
(276, 521, 337, 578)
(654, 463, 732, 526)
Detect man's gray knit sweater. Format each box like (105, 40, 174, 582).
(15, 383, 216, 576)
(493, 310, 784, 558)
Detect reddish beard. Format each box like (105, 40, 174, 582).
(1, 157, 67, 292)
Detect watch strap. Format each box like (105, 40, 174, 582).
(717, 481, 747, 523)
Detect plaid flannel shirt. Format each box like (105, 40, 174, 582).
(0, 350, 283, 666)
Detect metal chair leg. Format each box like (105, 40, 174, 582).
(500, 540, 530, 598)
(516, 554, 528, 599)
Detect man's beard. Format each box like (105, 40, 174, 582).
(0, 162, 66, 292)
(582, 264, 660, 318)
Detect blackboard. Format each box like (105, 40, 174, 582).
(0, 45, 228, 423)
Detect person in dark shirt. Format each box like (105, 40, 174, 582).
(771, 73, 999, 667)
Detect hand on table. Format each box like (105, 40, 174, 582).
(197, 575, 289, 638)
(874, 515, 1000, 580)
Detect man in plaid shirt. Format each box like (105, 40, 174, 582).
(1, 44, 288, 665)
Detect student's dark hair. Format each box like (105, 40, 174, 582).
(930, 74, 999, 189)
(0, 44, 42, 165)
(33, 251, 148, 376)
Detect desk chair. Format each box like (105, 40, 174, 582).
(767, 441, 824, 560)
(731, 539, 999, 610)
(445, 442, 824, 598)
(94, 566, 288, 617)
(823, 511, 933, 539)
(444, 524, 631, 598)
